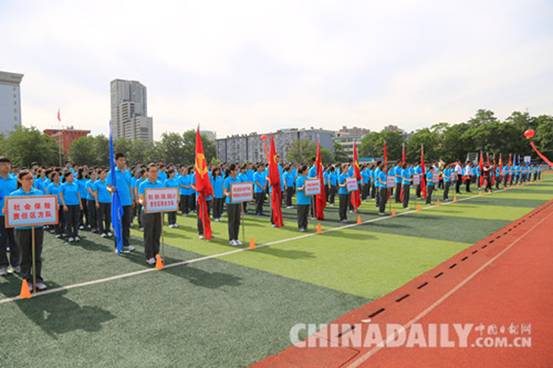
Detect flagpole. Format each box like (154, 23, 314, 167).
(31, 226, 37, 294)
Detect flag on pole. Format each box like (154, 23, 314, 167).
(268, 135, 283, 227)
(350, 142, 361, 210)
(401, 142, 406, 164)
(57, 108, 61, 122)
(383, 141, 388, 168)
(109, 128, 123, 255)
(420, 144, 427, 200)
(479, 150, 484, 187)
(195, 128, 213, 240)
(315, 141, 326, 220)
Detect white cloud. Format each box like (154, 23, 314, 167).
(1, 0, 552, 138)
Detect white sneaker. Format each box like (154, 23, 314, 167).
(229, 240, 237, 246)
(173, 224, 179, 228)
(79, 225, 85, 230)
(146, 257, 156, 265)
(107, 232, 113, 237)
(299, 228, 305, 232)
(236, 240, 242, 246)
(199, 235, 205, 240)
(67, 237, 75, 243)
(75, 236, 80, 242)
(101, 233, 107, 238)
(36, 281, 47, 291)
(0, 267, 7, 276)
(122, 246, 135, 253)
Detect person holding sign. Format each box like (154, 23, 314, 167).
(60, 171, 82, 243)
(9, 170, 47, 291)
(295, 166, 311, 232)
(224, 164, 242, 246)
(0, 157, 19, 276)
(138, 163, 164, 265)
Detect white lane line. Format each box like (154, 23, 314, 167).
(346, 201, 553, 368)
(0, 186, 534, 305)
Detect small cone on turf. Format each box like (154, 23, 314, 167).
(356, 215, 362, 224)
(436, 199, 441, 207)
(155, 254, 165, 270)
(416, 204, 422, 212)
(453, 195, 457, 203)
(249, 239, 256, 249)
(19, 279, 32, 299)
(316, 223, 322, 234)
(391, 209, 397, 217)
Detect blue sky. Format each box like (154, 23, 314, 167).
(1, 0, 552, 139)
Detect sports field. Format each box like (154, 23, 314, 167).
(1, 176, 552, 367)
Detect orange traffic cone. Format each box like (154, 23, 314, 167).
(436, 199, 441, 207)
(249, 239, 256, 249)
(391, 209, 397, 217)
(155, 254, 165, 270)
(19, 279, 32, 299)
(453, 195, 457, 203)
(416, 204, 422, 212)
(356, 215, 362, 224)
(316, 223, 322, 234)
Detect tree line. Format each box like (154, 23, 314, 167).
(0, 109, 551, 168)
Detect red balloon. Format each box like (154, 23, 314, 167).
(523, 129, 535, 139)
(260, 135, 267, 141)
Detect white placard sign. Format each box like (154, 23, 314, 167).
(230, 182, 254, 203)
(4, 195, 59, 228)
(305, 179, 321, 196)
(144, 188, 179, 213)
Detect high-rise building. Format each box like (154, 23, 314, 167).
(0, 71, 24, 136)
(110, 79, 153, 142)
(334, 126, 370, 159)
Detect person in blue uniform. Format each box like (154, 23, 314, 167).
(9, 170, 47, 291)
(60, 171, 82, 243)
(337, 164, 349, 222)
(107, 153, 135, 253)
(224, 164, 241, 246)
(138, 163, 164, 265)
(0, 157, 19, 276)
(401, 163, 412, 209)
(426, 166, 435, 204)
(164, 168, 180, 228)
(94, 169, 113, 238)
(211, 167, 225, 221)
(376, 161, 388, 215)
(86, 170, 98, 233)
(253, 164, 268, 216)
(47, 171, 64, 238)
(295, 166, 311, 232)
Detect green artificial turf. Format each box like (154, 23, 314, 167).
(0, 175, 550, 367)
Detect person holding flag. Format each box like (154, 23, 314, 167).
(350, 142, 362, 214)
(194, 128, 214, 240)
(107, 150, 134, 254)
(314, 141, 326, 220)
(267, 135, 283, 228)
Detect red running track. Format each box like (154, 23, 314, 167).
(254, 199, 553, 368)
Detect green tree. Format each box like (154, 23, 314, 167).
(69, 136, 97, 165)
(181, 130, 216, 165)
(286, 139, 333, 164)
(360, 125, 405, 161)
(5, 127, 59, 167)
(333, 142, 348, 163)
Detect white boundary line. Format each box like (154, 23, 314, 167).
(0, 184, 542, 305)
(346, 201, 553, 368)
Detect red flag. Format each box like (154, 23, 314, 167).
(268, 135, 283, 227)
(350, 142, 361, 210)
(195, 128, 213, 240)
(508, 153, 512, 166)
(479, 150, 484, 187)
(315, 141, 327, 220)
(401, 143, 406, 164)
(498, 153, 503, 176)
(57, 108, 61, 122)
(529, 141, 553, 167)
(420, 145, 427, 200)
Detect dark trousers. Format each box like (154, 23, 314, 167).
(227, 203, 241, 241)
(416, 184, 421, 198)
(285, 187, 294, 207)
(87, 200, 97, 231)
(395, 183, 402, 203)
(465, 179, 471, 192)
(136, 203, 143, 227)
(255, 193, 265, 215)
(122, 205, 132, 247)
(329, 185, 337, 204)
(371, 184, 376, 199)
(402, 184, 410, 208)
(180, 195, 189, 214)
(426, 186, 434, 204)
(143, 213, 161, 260)
(213, 198, 224, 219)
(338, 194, 349, 221)
(297, 204, 309, 230)
(64, 205, 80, 238)
(379, 188, 388, 213)
(456, 174, 462, 193)
(443, 182, 450, 200)
(0, 216, 18, 268)
(197, 200, 212, 235)
(16, 227, 44, 282)
(97, 202, 111, 234)
(168, 211, 177, 225)
(54, 207, 65, 235)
